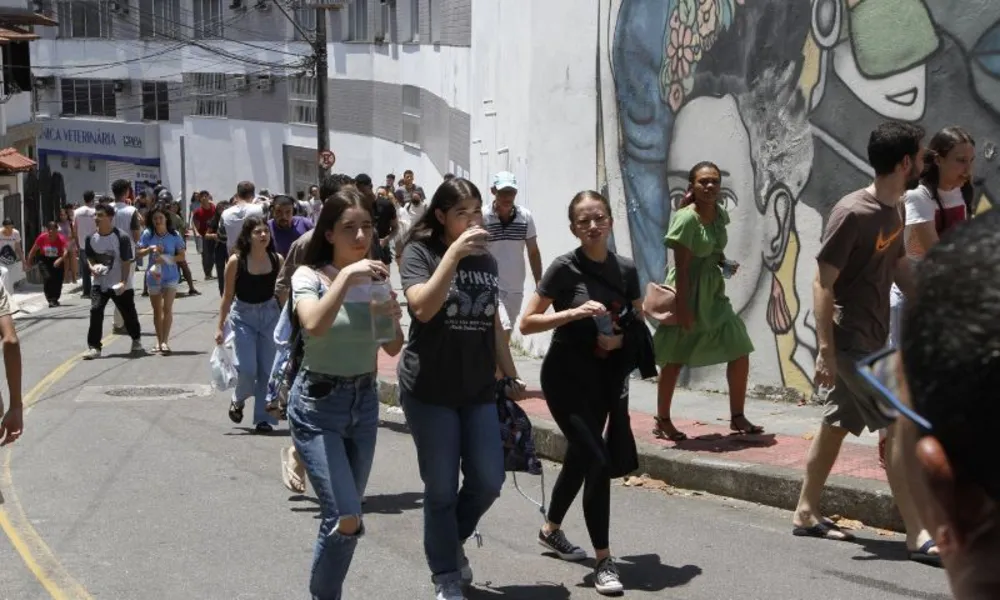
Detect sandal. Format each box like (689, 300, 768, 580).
(160, 343, 172, 355)
(281, 446, 306, 494)
(731, 413, 764, 435)
(228, 401, 244, 424)
(255, 422, 274, 434)
(652, 416, 688, 442)
(792, 520, 856, 541)
(908, 539, 942, 567)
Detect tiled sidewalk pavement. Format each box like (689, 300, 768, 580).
(376, 348, 901, 531)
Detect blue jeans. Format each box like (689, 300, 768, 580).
(231, 298, 280, 426)
(400, 390, 505, 585)
(288, 370, 379, 600)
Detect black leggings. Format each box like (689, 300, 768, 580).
(540, 344, 622, 550)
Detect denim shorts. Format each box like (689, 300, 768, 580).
(147, 274, 179, 295)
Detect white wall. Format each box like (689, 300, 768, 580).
(471, 0, 598, 355)
(32, 40, 472, 113)
(177, 117, 446, 198)
(3, 93, 32, 130)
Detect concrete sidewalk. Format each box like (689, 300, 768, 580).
(375, 347, 900, 531)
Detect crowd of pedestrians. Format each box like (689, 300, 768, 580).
(0, 119, 995, 600)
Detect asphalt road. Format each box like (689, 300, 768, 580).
(0, 283, 952, 600)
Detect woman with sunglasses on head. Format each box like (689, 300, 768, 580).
(520, 190, 654, 596)
(651, 161, 760, 442)
(398, 177, 519, 600)
(287, 186, 404, 600)
(136, 207, 185, 353)
(215, 216, 282, 433)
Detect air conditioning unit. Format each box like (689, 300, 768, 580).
(255, 74, 273, 92)
(33, 76, 53, 89)
(112, 79, 130, 93)
(231, 74, 249, 91)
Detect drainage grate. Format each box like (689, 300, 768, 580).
(103, 386, 191, 398)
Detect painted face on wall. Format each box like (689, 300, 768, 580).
(832, 42, 927, 121)
(667, 95, 761, 314)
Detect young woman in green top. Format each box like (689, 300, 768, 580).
(286, 186, 404, 599)
(652, 161, 763, 441)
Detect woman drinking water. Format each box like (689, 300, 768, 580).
(287, 185, 404, 600)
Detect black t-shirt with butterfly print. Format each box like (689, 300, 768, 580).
(398, 237, 499, 407)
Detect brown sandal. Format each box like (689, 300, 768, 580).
(653, 416, 688, 442)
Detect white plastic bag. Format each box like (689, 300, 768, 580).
(210, 334, 238, 392)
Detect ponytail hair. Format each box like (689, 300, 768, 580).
(921, 127, 976, 229)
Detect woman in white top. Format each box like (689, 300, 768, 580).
(890, 126, 974, 348)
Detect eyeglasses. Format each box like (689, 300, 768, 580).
(854, 347, 932, 432)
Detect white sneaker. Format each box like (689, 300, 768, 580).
(594, 557, 624, 596)
(82, 348, 101, 360)
(434, 580, 466, 600)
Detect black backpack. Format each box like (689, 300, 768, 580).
(496, 377, 542, 475)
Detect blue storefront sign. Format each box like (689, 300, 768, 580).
(37, 119, 160, 165)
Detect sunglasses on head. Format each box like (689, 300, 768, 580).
(854, 346, 933, 433)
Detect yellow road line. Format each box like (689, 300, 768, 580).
(0, 333, 117, 600)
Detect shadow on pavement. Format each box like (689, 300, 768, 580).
(672, 433, 777, 453)
(467, 582, 570, 599)
(575, 554, 702, 593)
(821, 568, 949, 600)
(224, 426, 291, 437)
(288, 492, 423, 515)
(850, 535, 911, 562)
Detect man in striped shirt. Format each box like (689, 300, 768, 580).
(483, 171, 543, 337)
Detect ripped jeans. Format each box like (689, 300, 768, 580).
(288, 369, 379, 600)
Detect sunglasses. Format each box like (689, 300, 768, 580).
(854, 347, 932, 432)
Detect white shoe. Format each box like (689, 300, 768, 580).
(82, 348, 101, 360)
(434, 580, 466, 600)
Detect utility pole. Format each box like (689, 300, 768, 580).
(315, 7, 329, 182)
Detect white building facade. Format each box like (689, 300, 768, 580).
(30, 0, 472, 202)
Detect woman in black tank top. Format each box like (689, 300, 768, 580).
(215, 216, 284, 433)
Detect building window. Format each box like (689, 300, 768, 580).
(293, 6, 316, 41)
(193, 0, 223, 38)
(139, 0, 181, 38)
(348, 0, 368, 41)
(56, 1, 112, 38)
(290, 155, 315, 196)
(402, 84, 421, 147)
(141, 81, 169, 121)
(190, 73, 227, 117)
(409, 0, 418, 41)
(288, 76, 317, 125)
(60, 78, 117, 118)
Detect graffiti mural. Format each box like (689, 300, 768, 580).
(597, 0, 1000, 395)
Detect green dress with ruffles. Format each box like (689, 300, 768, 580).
(652, 204, 754, 367)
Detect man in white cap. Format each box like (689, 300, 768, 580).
(483, 171, 542, 339)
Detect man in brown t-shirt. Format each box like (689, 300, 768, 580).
(792, 122, 938, 562)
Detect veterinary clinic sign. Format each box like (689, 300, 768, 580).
(37, 119, 159, 160)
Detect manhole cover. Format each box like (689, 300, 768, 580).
(104, 386, 190, 398)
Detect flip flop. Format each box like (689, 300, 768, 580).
(280, 446, 306, 494)
(909, 540, 942, 567)
(792, 521, 856, 541)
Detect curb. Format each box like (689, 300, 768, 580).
(377, 377, 904, 532)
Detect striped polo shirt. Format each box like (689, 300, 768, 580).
(483, 203, 536, 294)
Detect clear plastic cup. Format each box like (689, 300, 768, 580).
(369, 280, 396, 343)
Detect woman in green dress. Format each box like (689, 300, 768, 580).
(651, 161, 763, 441)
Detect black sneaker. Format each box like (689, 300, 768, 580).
(538, 528, 587, 561)
(594, 557, 623, 596)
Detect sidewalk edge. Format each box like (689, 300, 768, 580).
(377, 377, 904, 532)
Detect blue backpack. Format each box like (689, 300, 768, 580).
(495, 377, 543, 475)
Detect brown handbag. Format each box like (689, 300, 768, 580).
(642, 281, 678, 325)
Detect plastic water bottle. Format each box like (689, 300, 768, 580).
(594, 313, 614, 335)
(369, 280, 396, 343)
